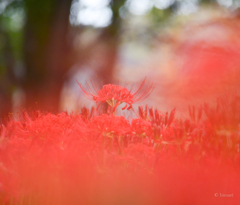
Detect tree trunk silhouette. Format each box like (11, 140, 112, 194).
(22, 0, 73, 113)
(0, 28, 15, 123)
(94, 0, 125, 113)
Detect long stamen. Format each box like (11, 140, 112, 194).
(77, 78, 154, 113)
(132, 77, 155, 103)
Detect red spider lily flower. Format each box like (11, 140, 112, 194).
(77, 77, 155, 112)
(89, 114, 131, 139)
(131, 118, 152, 142)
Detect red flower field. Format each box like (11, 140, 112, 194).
(0, 80, 239, 205)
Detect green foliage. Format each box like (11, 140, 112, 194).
(0, 0, 24, 68)
(149, 6, 172, 25)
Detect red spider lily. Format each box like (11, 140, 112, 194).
(89, 114, 131, 139)
(1, 93, 240, 205)
(77, 77, 155, 113)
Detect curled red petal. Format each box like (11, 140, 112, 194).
(122, 104, 128, 110)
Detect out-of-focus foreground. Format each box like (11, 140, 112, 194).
(0, 89, 240, 205)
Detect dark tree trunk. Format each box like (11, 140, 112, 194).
(0, 28, 15, 123)
(93, 0, 125, 113)
(22, 0, 73, 113)
(98, 0, 125, 85)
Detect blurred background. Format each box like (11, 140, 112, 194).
(1, 0, 240, 121)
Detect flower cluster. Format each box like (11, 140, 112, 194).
(0, 81, 240, 205)
(77, 77, 154, 113)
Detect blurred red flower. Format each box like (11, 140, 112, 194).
(77, 78, 154, 112)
